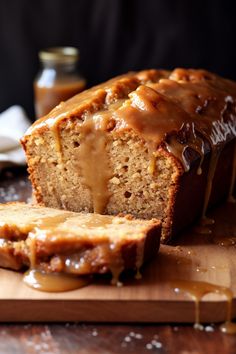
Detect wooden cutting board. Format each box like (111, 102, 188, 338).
(0, 202, 235, 323)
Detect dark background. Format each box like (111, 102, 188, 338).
(0, 0, 236, 119)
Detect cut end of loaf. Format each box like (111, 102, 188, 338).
(23, 127, 182, 242)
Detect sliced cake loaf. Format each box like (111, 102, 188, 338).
(0, 203, 161, 282)
(21, 69, 236, 242)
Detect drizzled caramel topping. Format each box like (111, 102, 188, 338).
(77, 113, 114, 214)
(115, 85, 192, 149)
(119, 77, 236, 168)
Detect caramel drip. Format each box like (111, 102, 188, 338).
(166, 139, 189, 171)
(27, 232, 37, 269)
(166, 123, 205, 174)
(135, 239, 145, 279)
(23, 269, 90, 292)
(168, 137, 205, 175)
(170, 280, 236, 334)
(188, 135, 205, 176)
(148, 153, 157, 175)
(109, 242, 124, 286)
(220, 318, 236, 334)
(228, 140, 236, 203)
(58, 240, 125, 286)
(78, 115, 112, 214)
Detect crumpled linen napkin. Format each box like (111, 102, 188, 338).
(0, 106, 31, 170)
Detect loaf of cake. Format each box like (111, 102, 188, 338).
(0, 203, 160, 282)
(21, 68, 236, 242)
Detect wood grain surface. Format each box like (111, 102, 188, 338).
(0, 167, 235, 353)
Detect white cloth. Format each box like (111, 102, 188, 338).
(0, 106, 31, 169)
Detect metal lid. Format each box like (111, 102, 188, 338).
(39, 47, 79, 64)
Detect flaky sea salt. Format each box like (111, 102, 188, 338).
(129, 331, 143, 339)
(146, 343, 153, 350)
(92, 329, 98, 337)
(205, 325, 214, 332)
(151, 340, 162, 348)
(0, 186, 19, 202)
(124, 336, 131, 342)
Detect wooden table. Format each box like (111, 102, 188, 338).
(0, 167, 236, 354)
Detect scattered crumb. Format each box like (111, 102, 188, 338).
(145, 335, 163, 351)
(129, 331, 143, 339)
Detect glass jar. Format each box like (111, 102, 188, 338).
(34, 47, 86, 118)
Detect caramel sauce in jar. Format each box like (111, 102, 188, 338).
(34, 47, 86, 118)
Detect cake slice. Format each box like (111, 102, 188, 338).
(0, 203, 161, 282)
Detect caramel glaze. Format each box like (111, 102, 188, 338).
(23, 68, 236, 230)
(21, 213, 146, 289)
(77, 110, 117, 214)
(171, 280, 236, 334)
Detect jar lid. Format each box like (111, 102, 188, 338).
(39, 47, 79, 64)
